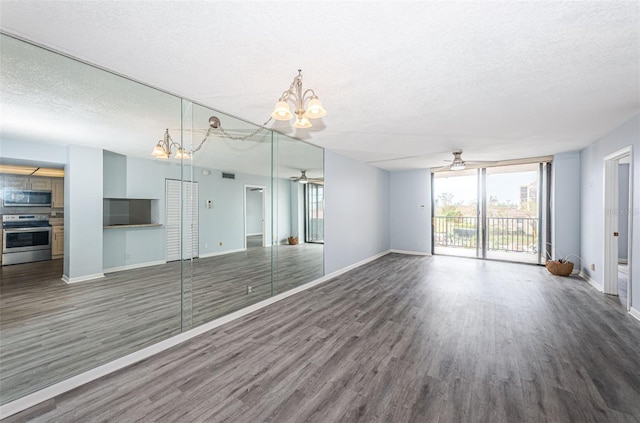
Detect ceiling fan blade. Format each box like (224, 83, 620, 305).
(432, 165, 451, 173)
(466, 160, 498, 165)
(366, 155, 421, 164)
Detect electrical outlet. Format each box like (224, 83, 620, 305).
(204, 242, 208, 249)
(247, 286, 253, 294)
(125, 253, 131, 259)
(416, 241, 421, 247)
(590, 263, 595, 271)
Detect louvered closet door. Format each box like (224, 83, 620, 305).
(165, 179, 199, 262)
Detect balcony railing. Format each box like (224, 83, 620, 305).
(433, 216, 538, 253)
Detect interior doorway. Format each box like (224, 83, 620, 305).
(244, 185, 265, 249)
(603, 146, 633, 311)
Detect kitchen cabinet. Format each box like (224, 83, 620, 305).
(2, 175, 52, 190)
(52, 226, 64, 259)
(52, 178, 64, 208)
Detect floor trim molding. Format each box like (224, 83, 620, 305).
(579, 271, 604, 292)
(0, 250, 389, 419)
(199, 248, 245, 259)
(390, 249, 431, 256)
(61, 273, 105, 284)
(630, 307, 640, 322)
(103, 260, 166, 274)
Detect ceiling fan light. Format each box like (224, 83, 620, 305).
(271, 101, 293, 120)
(450, 162, 466, 171)
(304, 97, 327, 119)
(293, 116, 312, 129)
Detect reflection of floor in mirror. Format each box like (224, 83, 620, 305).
(0, 243, 323, 405)
(618, 263, 628, 300)
(246, 234, 263, 248)
(8, 254, 640, 422)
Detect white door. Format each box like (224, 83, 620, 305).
(166, 179, 199, 262)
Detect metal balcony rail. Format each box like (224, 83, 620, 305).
(433, 216, 538, 253)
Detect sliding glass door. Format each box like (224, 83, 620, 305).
(305, 183, 324, 243)
(433, 162, 547, 264)
(433, 170, 480, 258)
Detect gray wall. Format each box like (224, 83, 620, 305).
(619, 163, 630, 260)
(551, 151, 581, 262)
(390, 169, 431, 253)
(324, 150, 390, 274)
(580, 114, 639, 309)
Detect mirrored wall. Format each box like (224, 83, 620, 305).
(0, 33, 324, 405)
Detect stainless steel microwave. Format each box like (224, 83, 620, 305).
(2, 189, 52, 207)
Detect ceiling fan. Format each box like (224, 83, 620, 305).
(290, 170, 323, 184)
(432, 150, 497, 172)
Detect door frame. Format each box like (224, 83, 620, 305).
(603, 146, 633, 310)
(243, 185, 266, 250)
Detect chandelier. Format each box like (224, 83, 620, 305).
(152, 69, 326, 159)
(271, 69, 327, 129)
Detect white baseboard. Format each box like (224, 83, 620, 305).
(199, 248, 245, 259)
(390, 249, 431, 256)
(0, 250, 390, 419)
(325, 250, 391, 277)
(629, 307, 640, 322)
(61, 273, 105, 284)
(245, 232, 263, 237)
(103, 260, 166, 274)
(579, 271, 604, 292)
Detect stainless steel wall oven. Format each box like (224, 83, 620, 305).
(2, 214, 52, 265)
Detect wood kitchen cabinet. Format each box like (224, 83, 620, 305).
(52, 226, 64, 259)
(51, 178, 64, 208)
(2, 175, 52, 190)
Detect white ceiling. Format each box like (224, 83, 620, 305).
(0, 1, 638, 171)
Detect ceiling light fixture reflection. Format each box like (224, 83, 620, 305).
(271, 69, 327, 129)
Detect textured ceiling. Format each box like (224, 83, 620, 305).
(0, 1, 638, 171)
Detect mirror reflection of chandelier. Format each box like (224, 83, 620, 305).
(152, 69, 327, 159)
(271, 69, 327, 129)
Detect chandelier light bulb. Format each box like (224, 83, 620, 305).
(304, 97, 327, 119)
(294, 116, 312, 129)
(151, 144, 166, 157)
(271, 101, 293, 120)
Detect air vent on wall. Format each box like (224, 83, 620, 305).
(222, 172, 235, 180)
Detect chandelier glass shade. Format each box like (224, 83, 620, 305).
(151, 129, 191, 160)
(271, 69, 326, 128)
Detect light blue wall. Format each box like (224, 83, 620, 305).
(619, 163, 630, 260)
(390, 169, 431, 253)
(102, 156, 296, 268)
(195, 170, 273, 254)
(65, 145, 103, 280)
(551, 151, 581, 262)
(0, 138, 67, 165)
(103, 151, 127, 198)
(324, 150, 390, 274)
(580, 114, 639, 309)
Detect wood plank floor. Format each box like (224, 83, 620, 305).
(0, 244, 323, 404)
(4, 254, 640, 422)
